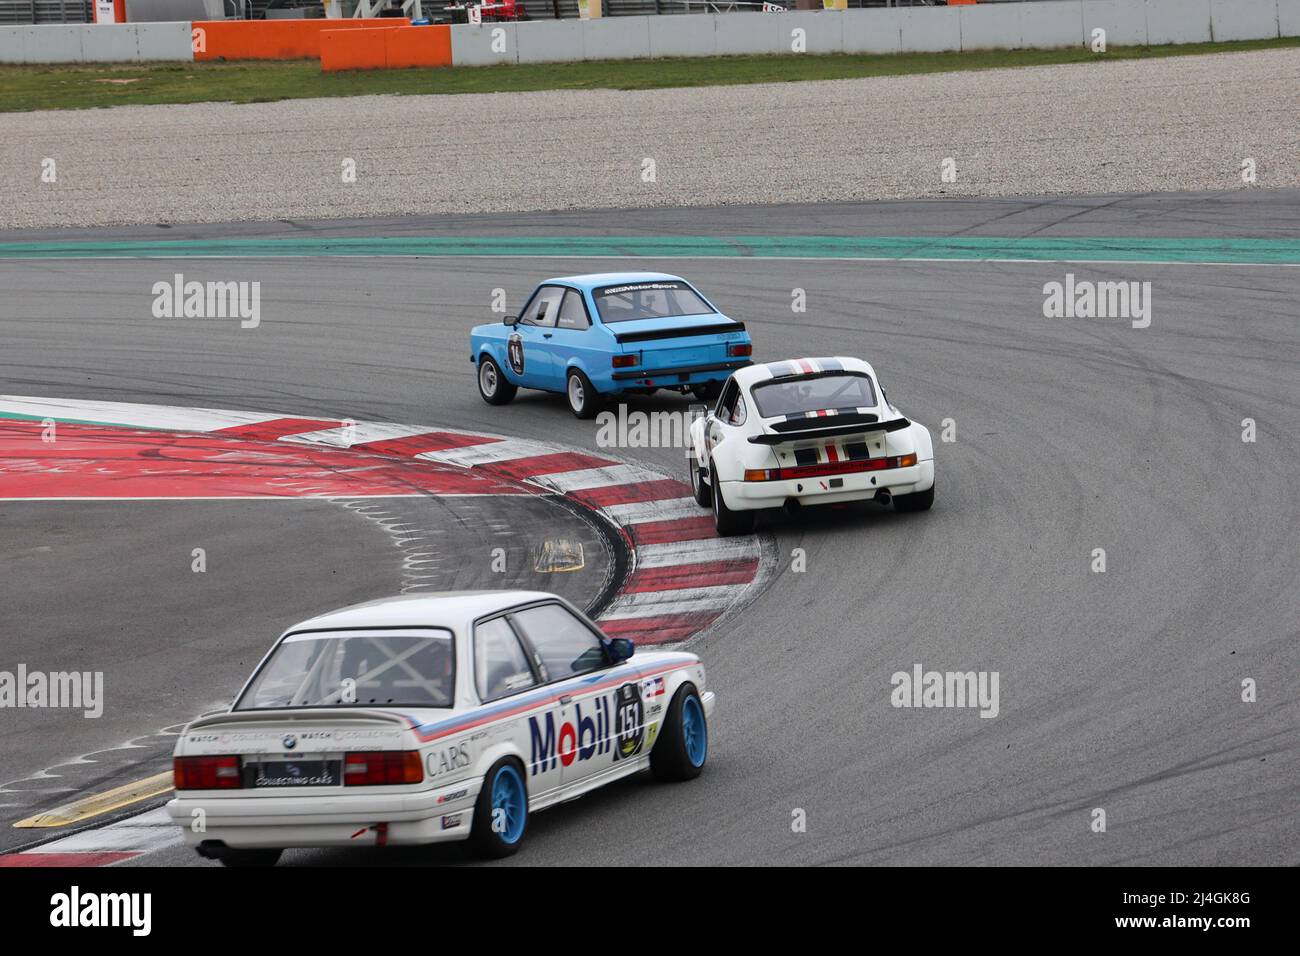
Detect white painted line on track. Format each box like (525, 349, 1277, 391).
(417, 438, 559, 467)
(635, 538, 761, 567)
(0, 396, 281, 433)
(22, 808, 182, 856)
(14, 254, 1297, 268)
(602, 497, 702, 525)
(532, 463, 660, 493)
(603, 586, 743, 618)
(280, 421, 454, 448)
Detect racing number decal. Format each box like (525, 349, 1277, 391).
(613, 683, 645, 760)
(507, 332, 525, 375)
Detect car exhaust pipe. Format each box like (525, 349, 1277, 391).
(875, 489, 892, 507)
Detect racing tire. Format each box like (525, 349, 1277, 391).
(689, 456, 712, 508)
(216, 847, 282, 868)
(566, 368, 600, 420)
(468, 757, 529, 859)
(650, 684, 708, 782)
(477, 355, 517, 406)
(691, 382, 722, 403)
(893, 481, 935, 513)
(710, 459, 754, 536)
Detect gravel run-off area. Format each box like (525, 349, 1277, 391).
(3, 48, 1298, 230)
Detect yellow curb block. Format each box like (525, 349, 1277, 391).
(13, 771, 174, 828)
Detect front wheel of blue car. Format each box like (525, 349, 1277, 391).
(478, 355, 517, 406)
(651, 684, 708, 782)
(469, 758, 529, 859)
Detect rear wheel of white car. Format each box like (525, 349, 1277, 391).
(894, 481, 935, 513)
(710, 458, 754, 536)
(468, 757, 529, 859)
(566, 369, 600, 420)
(650, 684, 708, 782)
(217, 847, 282, 868)
(478, 355, 517, 406)
(689, 457, 712, 508)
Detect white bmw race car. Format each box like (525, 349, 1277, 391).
(167, 591, 714, 865)
(688, 356, 935, 535)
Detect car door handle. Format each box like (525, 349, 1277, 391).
(558, 694, 573, 705)
(543, 333, 553, 339)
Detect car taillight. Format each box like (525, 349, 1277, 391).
(343, 751, 424, 786)
(728, 342, 753, 358)
(743, 454, 920, 481)
(612, 353, 639, 368)
(174, 755, 242, 790)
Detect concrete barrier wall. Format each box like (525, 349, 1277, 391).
(3, 0, 1296, 66)
(1281, 0, 1300, 35)
(0, 22, 192, 63)
(1212, 0, 1281, 41)
(1080, 0, 1149, 46)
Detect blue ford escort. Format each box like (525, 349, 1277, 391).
(469, 273, 754, 418)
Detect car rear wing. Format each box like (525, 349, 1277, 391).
(611, 321, 746, 344)
(184, 707, 413, 731)
(748, 416, 911, 445)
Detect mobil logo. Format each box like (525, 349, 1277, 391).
(529, 687, 639, 775)
(528, 696, 611, 774)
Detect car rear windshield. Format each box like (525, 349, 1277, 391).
(750, 373, 878, 419)
(235, 630, 455, 710)
(592, 281, 713, 323)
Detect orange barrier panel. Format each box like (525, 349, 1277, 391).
(320, 27, 390, 72)
(193, 19, 407, 62)
(320, 25, 453, 73)
(385, 25, 452, 69)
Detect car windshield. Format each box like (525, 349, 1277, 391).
(235, 630, 455, 710)
(592, 281, 713, 323)
(750, 373, 878, 419)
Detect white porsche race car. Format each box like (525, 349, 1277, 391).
(688, 356, 935, 535)
(167, 591, 714, 865)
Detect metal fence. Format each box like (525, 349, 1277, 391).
(0, 0, 92, 23)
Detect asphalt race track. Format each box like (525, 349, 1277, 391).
(1, 191, 1296, 866)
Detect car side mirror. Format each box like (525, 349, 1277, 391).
(606, 637, 634, 664)
(504, 315, 518, 326)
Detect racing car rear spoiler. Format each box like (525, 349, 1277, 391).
(184, 708, 412, 731)
(612, 322, 746, 344)
(749, 417, 911, 444)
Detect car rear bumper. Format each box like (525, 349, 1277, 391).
(166, 777, 481, 849)
(721, 460, 934, 510)
(609, 359, 751, 384)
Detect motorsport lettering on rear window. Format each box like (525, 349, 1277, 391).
(593, 281, 713, 323)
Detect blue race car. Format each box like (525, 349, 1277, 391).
(469, 272, 754, 418)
